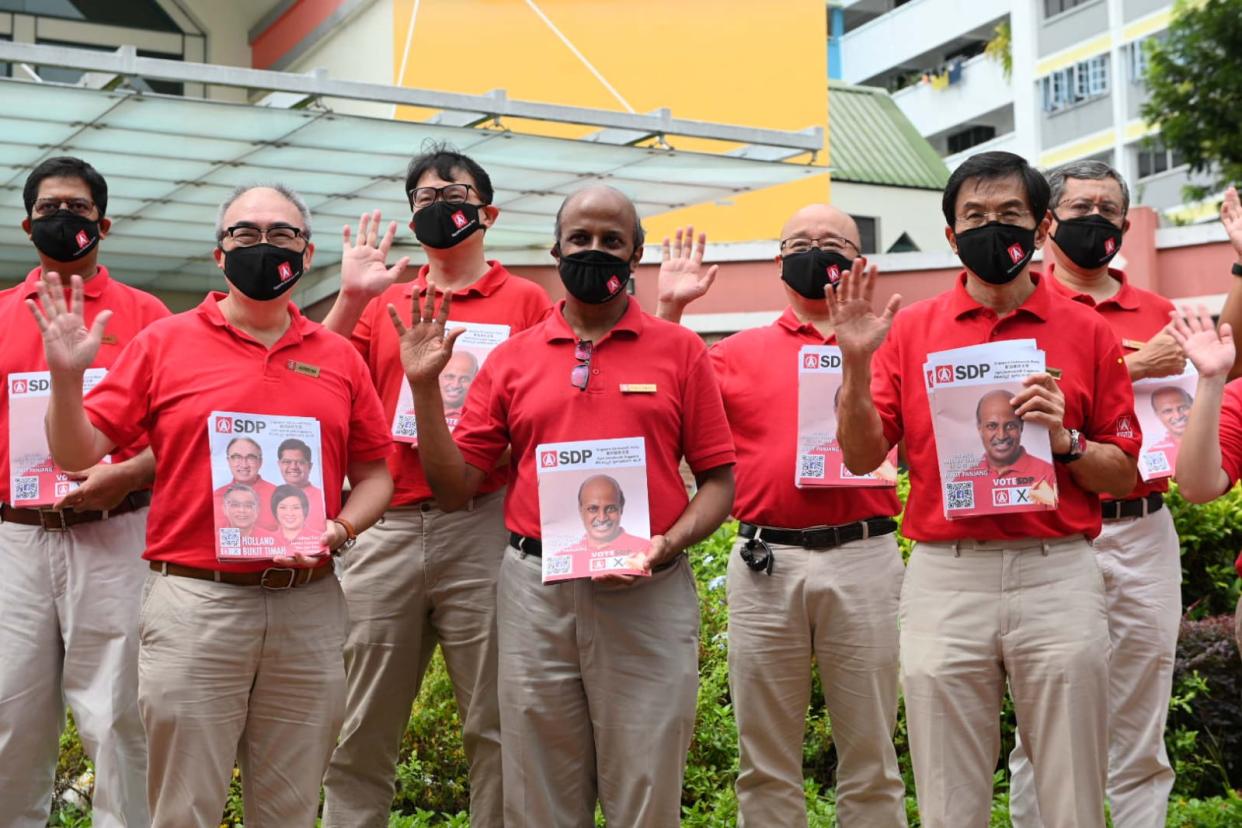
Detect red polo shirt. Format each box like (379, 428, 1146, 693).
(350, 261, 550, 507)
(873, 273, 1140, 542)
(1213, 379, 1242, 576)
(1046, 262, 1175, 501)
(83, 293, 392, 572)
(453, 298, 735, 539)
(709, 307, 900, 528)
(1, 265, 169, 503)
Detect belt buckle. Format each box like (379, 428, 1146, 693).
(259, 567, 298, 590)
(37, 508, 69, 533)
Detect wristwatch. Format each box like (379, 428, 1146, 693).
(1053, 428, 1086, 464)
(1232, 262, 1242, 277)
(331, 517, 358, 551)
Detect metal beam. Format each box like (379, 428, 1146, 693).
(0, 41, 823, 153)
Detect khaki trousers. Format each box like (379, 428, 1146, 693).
(1009, 508, 1181, 828)
(138, 569, 347, 828)
(0, 510, 148, 828)
(727, 534, 907, 827)
(323, 490, 506, 828)
(901, 536, 1109, 828)
(497, 545, 699, 828)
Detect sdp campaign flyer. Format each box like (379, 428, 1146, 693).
(8, 369, 109, 507)
(1133, 362, 1197, 482)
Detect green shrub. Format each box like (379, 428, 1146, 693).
(1168, 614, 1242, 797)
(1167, 482, 1242, 618)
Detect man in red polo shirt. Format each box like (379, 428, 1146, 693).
(658, 203, 908, 825)
(952, 389, 1058, 509)
(1004, 160, 1185, 828)
(1168, 309, 1242, 652)
(393, 185, 735, 827)
(30, 183, 393, 827)
(560, 474, 650, 556)
(320, 148, 550, 828)
(0, 156, 169, 828)
(276, 437, 326, 529)
(834, 151, 1140, 828)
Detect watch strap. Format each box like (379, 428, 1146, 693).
(1232, 262, 1242, 277)
(1053, 429, 1085, 464)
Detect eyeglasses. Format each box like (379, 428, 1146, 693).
(408, 183, 484, 210)
(779, 234, 859, 255)
(955, 209, 1035, 231)
(221, 224, 306, 249)
(227, 453, 261, 464)
(33, 197, 96, 217)
(740, 538, 774, 575)
(1055, 199, 1125, 223)
(224, 500, 258, 510)
(570, 340, 593, 392)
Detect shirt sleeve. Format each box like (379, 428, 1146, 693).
(349, 296, 379, 360)
(679, 349, 736, 474)
(871, 322, 905, 448)
(1218, 380, 1242, 486)
(83, 333, 155, 451)
(453, 357, 512, 473)
(518, 283, 553, 331)
(1085, 326, 1142, 457)
(346, 352, 396, 464)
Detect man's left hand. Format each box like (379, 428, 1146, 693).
(1012, 373, 1070, 453)
(591, 535, 671, 586)
(52, 462, 133, 512)
(658, 226, 718, 309)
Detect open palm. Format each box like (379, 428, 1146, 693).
(827, 258, 901, 357)
(1221, 186, 1242, 260)
(1169, 306, 1234, 379)
(658, 226, 718, 306)
(388, 287, 464, 385)
(26, 272, 109, 374)
(341, 209, 410, 298)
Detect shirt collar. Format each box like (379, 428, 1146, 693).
(196, 291, 314, 348)
(775, 305, 835, 343)
(1044, 262, 1139, 311)
(404, 260, 509, 299)
(947, 270, 1050, 321)
(22, 264, 111, 299)
(543, 297, 644, 343)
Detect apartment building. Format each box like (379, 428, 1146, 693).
(834, 0, 1214, 221)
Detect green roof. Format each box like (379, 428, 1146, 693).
(828, 80, 950, 190)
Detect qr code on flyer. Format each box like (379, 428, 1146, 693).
(798, 453, 826, 480)
(946, 481, 975, 511)
(1142, 451, 1170, 476)
(395, 414, 418, 438)
(545, 555, 572, 576)
(14, 476, 39, 502)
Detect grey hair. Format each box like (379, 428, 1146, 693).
(553, 186, 646, 252)
(1047, 159, 1130, 215)
(214, 183, 313, 242)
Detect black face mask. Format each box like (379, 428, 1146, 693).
(781, 248, 854, 299)
(1052, 214, 1123, 269)
(413, 201, 483, 249)
(223, 243, 304, 300)
(557, 249, 631, 304)
(30, 211, 100, 262)
(954, 222, 1036, 285)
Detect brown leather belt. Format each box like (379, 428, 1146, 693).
(0, 490, 152, 531)
(149, 560, 334, 590)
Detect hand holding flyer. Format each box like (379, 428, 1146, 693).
(209, 412, 327, 563)
(796, 345, 899, 488)
(391, 321, 509, 444)
(535, 437, 652, 584)
(1133, 362, 1197, 481)
(9, 369, 110, 507)
(924, 341, 1059, 518)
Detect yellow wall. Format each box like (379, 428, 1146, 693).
(391, 0, 829, 242)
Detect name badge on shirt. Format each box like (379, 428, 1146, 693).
(1047, 367, 1063, 380)
(620, 383, 657, 393)
(286, 360, 320, 378)
(1121, 338, 1146, 351)
(100, 334, 118, 345)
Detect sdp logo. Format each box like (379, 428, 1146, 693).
(215, 416, 233, 433)
(11, 378, 28, 395)
(451, 210, 469, 229)
(803, 353, 819, 370)
(539, 450, 558, 469)
(934, 365, 954, 384)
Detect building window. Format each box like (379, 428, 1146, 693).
(1040, 54, 1109, 112)
(0, 0, 181, 31)
(1137, 142, 1186, 179)
(1044, 0, 1095, 18)
(850, 215, 878, 255)
(947, 125, 997, 155)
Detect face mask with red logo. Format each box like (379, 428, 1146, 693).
(1051, 213, 1123, 269)
(30, 210, 100, 263)
(556, 249, 631, 304)
(780, 248, 854, 299)
(412, 201, 482, 249)
(223, 243, 304, 301)
(953, 221, 1036, 285)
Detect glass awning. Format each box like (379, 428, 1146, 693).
(0, 78, 820, 297)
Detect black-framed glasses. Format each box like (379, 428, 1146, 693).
(408, 183, 484, 210)
(33, 197, 96, 217)
(740, 538, 774, 575)
(221, 223, 306, 249)
(227, 452, 261, 464)
(1054, 198, 1125, 223)
(570, 340, 593, 391)
(779, 234, 859, 256)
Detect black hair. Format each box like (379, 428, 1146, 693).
(23, 156, 109, 218)
(270, 484, 310, 519)
(942, 151, 1049, 227)
(405, 142, 493, 208)
(277, 438, 313, 462)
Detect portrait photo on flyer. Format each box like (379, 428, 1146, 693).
(1133, 362, 1197, 482)
(8, 368, 110, 507)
